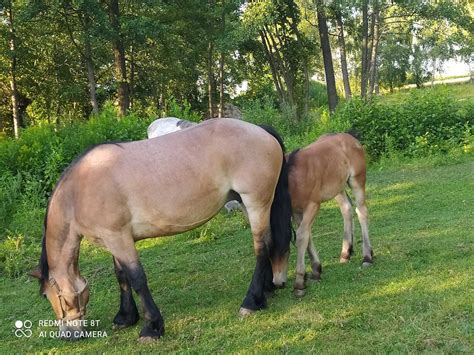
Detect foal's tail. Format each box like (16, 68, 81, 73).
(259, 125, 293, 256)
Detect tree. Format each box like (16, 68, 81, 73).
(3, 0, 21, 137)
(103, 0, 129, 116)
(333, 5, 351, 99)
(316, 0, 338, 112)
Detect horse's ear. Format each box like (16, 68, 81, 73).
(28, 267, 42, 279)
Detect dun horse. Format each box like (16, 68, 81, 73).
(288, 133, 373, 296)
(30, 119, 292, 341)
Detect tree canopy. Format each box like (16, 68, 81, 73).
(0, 0, 472, 136)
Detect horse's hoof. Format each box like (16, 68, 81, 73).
(239, 307, 255, 317)
(362, 261, 373, 268)
(309, 273, 321, 282)
(294, 288, 306, 297)
(340, 257, 350, 264)
(264, 291, 274, 298)
(138, 336, 159, 343)
(112, 323, 128, 330)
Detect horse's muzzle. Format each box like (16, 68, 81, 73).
(59, 324, 84, 341)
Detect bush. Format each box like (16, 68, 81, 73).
(166, 98, 203, 122)
(334, 88, 472, 159)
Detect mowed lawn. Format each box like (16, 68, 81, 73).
(0, 158, 472, 352)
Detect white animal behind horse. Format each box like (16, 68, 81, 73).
(147, 117, 196, 138)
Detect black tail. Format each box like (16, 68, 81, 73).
(258, 125, 293, 257)
(38, 203, 50, 293)
(346, 128, 362, 142)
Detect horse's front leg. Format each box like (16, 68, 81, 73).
(119, 258, 165, 341)
(294, 203, 319, 297)
(112, 257, 140, 329)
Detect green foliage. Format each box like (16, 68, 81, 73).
(335, 87, 472, 158)
(308, 81, 329, 109)
(165, 98, 202, 123)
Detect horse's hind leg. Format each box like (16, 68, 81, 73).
(350, 176, 373, 266)
(335, 191, 355, 263)
(112, 257, 139, 329)
(306, 237, 322, 281)
(239, 200, 273, 315)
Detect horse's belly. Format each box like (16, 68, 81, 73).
(130, 196, 225, 240)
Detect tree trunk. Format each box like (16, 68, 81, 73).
(361, 0, 369, 98)
(7, 2, 21, 138)
(218, 3, 225, 118)
(317, 0, 338, 112)
(208, 41, 214, 119)
(260, 31, 285, 105)
(368, 7, 380, 97)
(335, 10, 352, 99)
(83, 16, 99, 115)
(289, 16, 310, 117)
(218, 51, 224, 118)
(130, 45, 135, 109)
(107, 0, 129, 117)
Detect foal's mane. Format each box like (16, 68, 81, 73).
(38, 142, 123, 292)
(287, 148, 300, 171)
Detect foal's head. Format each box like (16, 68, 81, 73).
(269, 243, 290, 288)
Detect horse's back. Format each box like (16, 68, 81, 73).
(289, 133, 366, 207)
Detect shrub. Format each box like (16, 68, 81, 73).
(334, 88, 471, 159)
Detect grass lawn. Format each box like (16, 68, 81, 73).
(0, 157, 473, 352)
(378, 82, 474, 105)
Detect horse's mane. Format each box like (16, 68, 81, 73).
(287, 148, 300, 171)
(38, 142, 123, 293)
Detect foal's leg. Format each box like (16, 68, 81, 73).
(335, 192, 355, 263)
(239, 202, 273, 315)
(111, 239, 165, 340)
(306, 238, 322, 281)
(294, 203, 319, 297)
(297, 209, 323, 281)
(350, 177, 373, 266)
(112, 257, 140, 329)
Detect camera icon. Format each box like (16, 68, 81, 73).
(14, 320, 32, 338)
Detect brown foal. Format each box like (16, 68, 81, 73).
(288, 133, 373, 296)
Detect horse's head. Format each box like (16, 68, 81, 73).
(269, 246, 289, 288)
(30, 268, 90, 340)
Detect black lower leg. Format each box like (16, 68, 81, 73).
(262, 256, 275, 294)
(241, 252, 269, 311)
(113, 257, 139, 328)
(122, 260, 165, 339)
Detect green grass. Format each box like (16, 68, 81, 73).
(0, 157, 473, 352)
(379, 82, 474, 105)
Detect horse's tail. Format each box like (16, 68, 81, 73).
(346, 128, 362, 142)
(258, 125, 293, 257)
